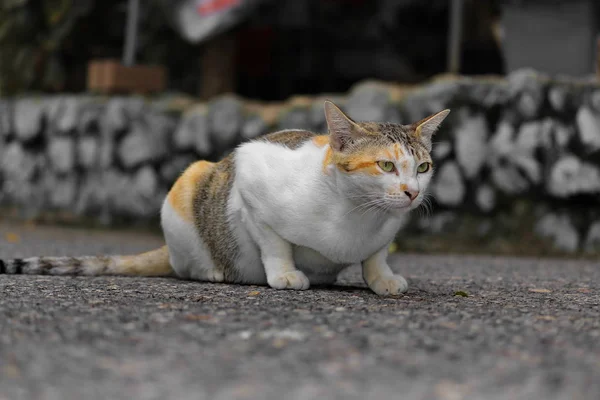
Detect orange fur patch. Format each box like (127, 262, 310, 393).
(322, 147, 334, 174)
(312, 135, 329, 148)
(400, 184, 407, 191)
(168, 160, 214, 221)
(394, 143, 403, 159)
(339, 154, 382, 176)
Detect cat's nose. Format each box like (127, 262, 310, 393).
(404, 190, 419, 201)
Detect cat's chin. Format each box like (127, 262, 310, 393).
(388, 206, 412, 218)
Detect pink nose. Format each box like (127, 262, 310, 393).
(404, 190, 419, 201)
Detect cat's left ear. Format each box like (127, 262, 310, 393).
(413, 109, 451, 150)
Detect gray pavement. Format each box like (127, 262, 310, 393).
(0, 221, 599, 400)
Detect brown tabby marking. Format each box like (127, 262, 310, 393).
(192, 154, 239, 280)
(259, 129, 315, 150)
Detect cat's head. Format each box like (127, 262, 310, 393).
(323, 101, 450, 217)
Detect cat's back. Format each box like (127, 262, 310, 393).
(234, 129, 328, 200)
(256, 129, 318, 149)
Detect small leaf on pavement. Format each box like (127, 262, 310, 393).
(528, 288, 551, 293)
(4, 232, 21, 244)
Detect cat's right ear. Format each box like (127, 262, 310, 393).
(324, 101, 365, 152)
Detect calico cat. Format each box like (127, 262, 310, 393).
(0, 101, 449, 296)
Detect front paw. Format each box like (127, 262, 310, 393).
(268, 270, 310, 290)
(368, 274, 408, 296)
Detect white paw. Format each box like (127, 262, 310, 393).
(268, 270, 310, 290)
(207, 269, 224, 283)
(369, 274, 408, 296)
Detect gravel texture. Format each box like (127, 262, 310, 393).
(0, 222, 599, 400)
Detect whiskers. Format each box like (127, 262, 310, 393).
(344, 193, 388, 218)
(345, 191, 434, 219)
(416, 192, 434, 218)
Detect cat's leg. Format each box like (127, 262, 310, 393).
(255, 225, 310, 290)
(362, 246, 408, 296)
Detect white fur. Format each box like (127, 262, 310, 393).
(161, 200, 224, 282)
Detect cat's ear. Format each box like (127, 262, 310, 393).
(414, 109, 451, 149)
(324, 101, 366, 152)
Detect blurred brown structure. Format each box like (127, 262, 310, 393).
(87, 60, 167, 94)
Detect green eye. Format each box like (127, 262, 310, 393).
(377, 161, 395, 172)
(417, 162, 431, 173)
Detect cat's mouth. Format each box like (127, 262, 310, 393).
(383, 196, 414, 211)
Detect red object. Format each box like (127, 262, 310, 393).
(197, 0, 240, 16)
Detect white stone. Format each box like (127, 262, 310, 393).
(102, 97, 144, 135)
(491, 164, 529, 194)
(78, 136, 99, 168)
(174, 107, 212, 156)
(56, 97, 81, 132)
(48, 137, 75, 174)
(1, 142, 37, 181)
(548, 86, 568, 112)
(241, 116, 267, 140)
(576, 107, 600, 152)
(515, 121, 543, 151)
(454, 113, 488, 179)
(535, 213, 579, 253)
(133, 166, 158, 198)
(98, 138, 114, 169)
(210, 96, 242, 149)
(489, 120, 514, 156)
(475, 185, 496, 212)
(432, 141, 452, 160)
(118, 122, 168, 168)
(431, 162, 464, 206)
(553, 122, 574, 148)
(345, 83, 390, 122)
(14, 98, 44, 141)
(547, 155, 600, 197)
(279, 108, 311, 131)
(77, 102, 103, 135)
(103, 98, 128, 134)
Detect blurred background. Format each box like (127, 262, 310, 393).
(1, 0, 598, 98)
(1, 0, 600, 256)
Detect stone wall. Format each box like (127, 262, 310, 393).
(1, 70, 600, 255)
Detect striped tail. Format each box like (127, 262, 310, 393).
(0, 246, 173, 277)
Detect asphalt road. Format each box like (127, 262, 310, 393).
(0, 221, 599, 400)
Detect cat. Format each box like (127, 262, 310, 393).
(0, 101, 449, 296)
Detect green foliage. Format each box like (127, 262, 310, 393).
(0, 0, 88, 95)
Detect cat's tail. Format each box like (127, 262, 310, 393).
(0, 246, 173, 277)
